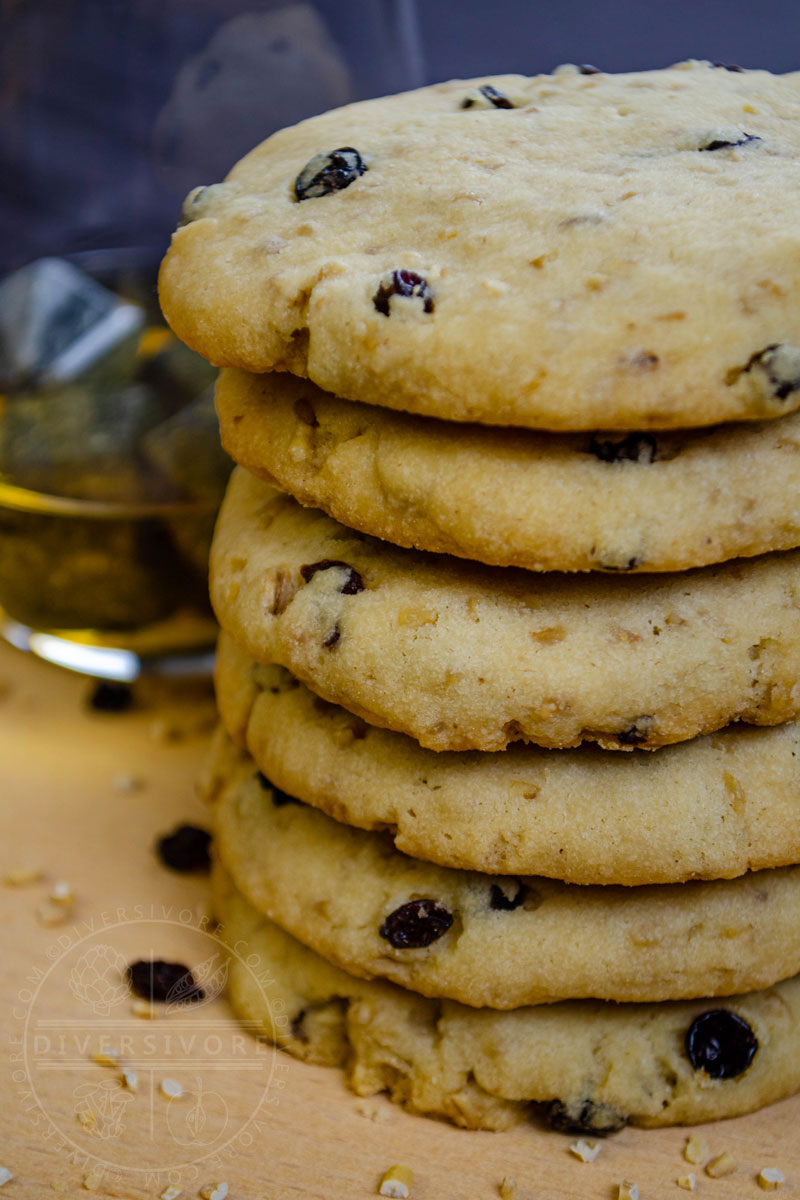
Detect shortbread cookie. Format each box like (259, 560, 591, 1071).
(210, 740, 800, 1008)
(216, 368, 800, 573)
(214, 865, 800, 1131)
(210, 469, 800, 752)
(160, 63, 800, 431)
(214, 633, 800, 886)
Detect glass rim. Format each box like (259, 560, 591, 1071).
(0, 475, 216, 518)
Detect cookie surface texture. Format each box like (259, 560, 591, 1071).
(216, 369, 800, 573)
(210, 469, 800, 752)
(214, 634, 800, 886)
(210, 738, 800, 1008)
(160, 63, 800, 430)
(213, 865, 800, 1130)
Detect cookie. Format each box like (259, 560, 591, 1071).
(210, 734, 800, 1008)
(160, 62, 800, 432)
(214, 864, 800, 1131)
(210, 469, 800, 752)
(214, 633, 800, 886)
(216, 368, 800, 573)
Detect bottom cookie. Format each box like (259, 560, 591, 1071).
(213, 864, 800, 1132)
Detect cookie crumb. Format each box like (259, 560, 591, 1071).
(706, 1152, 737, 1179)
(50, 880, 74, 905)
(684, 1135, 710, 1165)
(121, 1067, 138, 1092)
(199, 1185, 228, 1200)
(379, 1165, 414, 1198)
(570, 1140, 601, 1163)
(160, 1078, 183, 1099)
(354, 1099, 390, 1122)
(90, 1048, 120, 1068)
(76, 1109, 96, 1130)
(758, 1168, 786, 1191)
(51, 1183, 68, 1193)
(499, 1177, 517, 1200)
(676, 1174, 696, 1191)
(36, 899, 72, 926)
(83, 1172, 103, 1191)
(131, 998, 157, 1019)
(3, 866, 43, 886)
(149, 718, 183, 744)
(161, 1187, 182, 1200)
(618, 1183, 639, 1200)
(113, 773, 144, 793)
(0, 1169, 12, 1187)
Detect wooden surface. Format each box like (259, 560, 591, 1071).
(1, 638, 799, 1200)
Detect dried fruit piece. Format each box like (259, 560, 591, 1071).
(374, 270, 434, 317)
(323, 625, 341, 649)
(740, 343, 800, 401)
(156, 824, 212, 873)
(700, 131, 761, 150)
(88, 681, 133, 713)
(617, 718, 653, 746)
(379, 899, 453, 949)
(127, 960, 204, 1004)
(589, 433, 657, 464)
(685, 1009, 758, 1078)
(489, 881, 525, 911)
(462, 84, 515, 109)
(300, 559, 364, 594)
(295, 148, 366, 201)
(546, 1098, 628, 1135)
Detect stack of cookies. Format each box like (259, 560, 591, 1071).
(159, 61, 800, 1133)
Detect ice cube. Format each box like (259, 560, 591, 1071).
(141, 388, 232, 504)
(0, 257, 145, 391)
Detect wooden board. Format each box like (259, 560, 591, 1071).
(1, 639, 798, 1200)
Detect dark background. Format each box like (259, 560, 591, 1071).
(1, 0, 798, 273)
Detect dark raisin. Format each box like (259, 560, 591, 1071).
(379, 899, 453, 949)
(685, 1009, 758, 1078)
(294, 147, 367, 201)
(300, 559, 364, 594)
(462, 83, 515, 109)
(578, 63, 601, 74)
(617, 719, 653, 746)
(489, 881, 525, 910)
(589, 433, 657, 464)
(600, 557, 641, 572)
(127, 960, 204, 1004)
(323, 625, 341, 649)
(88, 681, 134, 713)
(373, 270, 434, 317)
(700, 132, 761, 151)
(711, 61, 745, 71)
(545, 1098, 628, 1136)
(156, 824, 211, 873)
(255, 771, 301, 807)
(741, 344, 800, 401)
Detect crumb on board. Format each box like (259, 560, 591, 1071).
(354, 1098, 390, 1122)
(569, 1139, 601, 1163)
(618, 1183, 639, 1200)
(498, 1177, 517, 1200)
(160, 1078, 183, 1099)
(3, 866, 43, 886)
(758, 1168, 786, 1191)
(160, 1186, 182, 1200)
(0, 1168, 12, 1188)
(90, 1048, 120, 1068)
(684, 1134, 710, 1165)
(379, 1165, 414, 1198)
(676, 1174, 696, 1191)
(82, 1171, 103, 1191)
(121, 1067, 138, 1092)
(706, 1152, 738, 1179)
(131, 998, 157, 1019)
(199, 1184, 228, 1200)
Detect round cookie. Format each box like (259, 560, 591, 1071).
(210, 737, 800, 1009)
(214, 633, 800, 886)
(216, 368, 800, 573)
(214, 865, 800, 1132)
(210, 469, 800, 752)
(160, 63, 800, 432)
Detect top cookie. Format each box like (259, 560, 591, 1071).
(160, 62, 800, 431)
